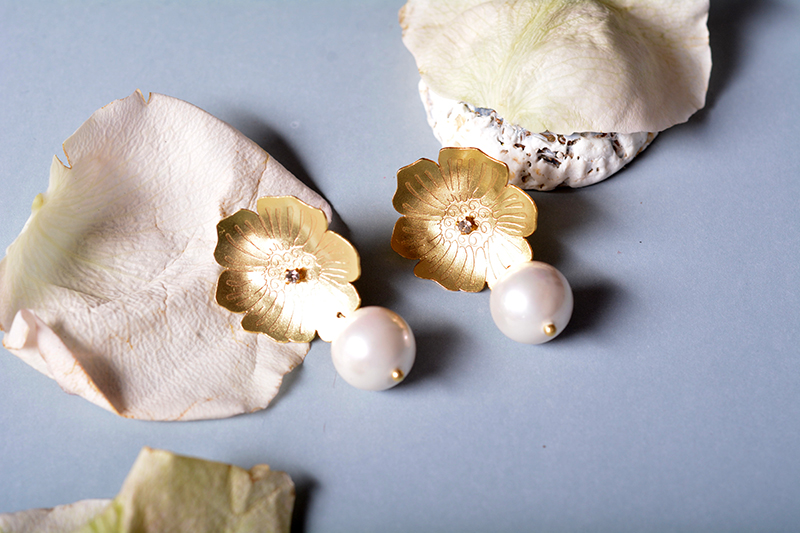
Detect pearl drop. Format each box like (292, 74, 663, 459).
(331, 306, 416, 391)
(490, 261, 573, 344)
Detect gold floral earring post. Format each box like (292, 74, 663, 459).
(391, 147, 573, 344)
(215, 196, 415, 390)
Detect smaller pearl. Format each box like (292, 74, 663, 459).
(490, 261, 573, 344)
(331, 307, 416, 391)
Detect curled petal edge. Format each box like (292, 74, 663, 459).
(3, 309, 121, 415)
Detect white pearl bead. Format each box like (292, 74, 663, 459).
(330, 306, 416, 391)
(490, 261, 573, 344)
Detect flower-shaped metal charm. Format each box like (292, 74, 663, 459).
(392, 147, 537, 292)
(215, 196, 360, 343)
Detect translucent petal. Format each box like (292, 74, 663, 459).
(0, 500, 111, 533)
(401, 0, 711, 133)
(0, 449, 294, 532)
(0, 91, 328, 420)
(75, 449, 294, 533)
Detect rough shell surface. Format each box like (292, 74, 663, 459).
(420, 80, 657, 190)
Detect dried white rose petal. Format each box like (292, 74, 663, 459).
(400, 0, 712, 134)
(0, 500, 111, 533)
(0, 448, 294, 533)
(0, 91, 329, 420)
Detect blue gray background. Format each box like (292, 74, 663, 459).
(1, 1, 799, 531)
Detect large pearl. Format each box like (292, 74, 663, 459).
(331, 306, 416, 391)
(490, 261, 573, 344)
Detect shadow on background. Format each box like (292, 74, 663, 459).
(291, 474, 318, 533)
(560, 281, 622, 342)
(350, 235, 404, 311)
(694, 0, 779, 121)
(399, 324, 465, 389)
(526, 188, 602, 267)
(266, 361, 305, 413)
(223, 110, 351, 240)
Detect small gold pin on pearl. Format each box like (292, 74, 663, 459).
(391, 368, 405, 382)
(543, 323, 557, 337)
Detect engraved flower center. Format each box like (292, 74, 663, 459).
(259, 245, 319, 291)
(441, 199, 495, 247)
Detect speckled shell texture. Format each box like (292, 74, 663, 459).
(420, 80, 657, 190)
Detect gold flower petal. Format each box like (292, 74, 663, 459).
(391, 216, 443, 260)
(214, 209, 277, 270)
(430, 243, 468, 291)
(485, 235, 533, 289)
(242, 291, 306, 342)
(436, 244, 487, 293)
(316, 231, 360, 284)
(273, 284, 322, 343)
(412, 240, 464, 291)
(438, 147, 510, 204)
(393, 157, 450, 217)
(216, 269, 272, 314)
(494, 186, 538, 237)
(455, 246, 487, 293)
(314, 282, 360, 342)
(392, 147, 538, 292)
(215, 196, 360, 343)
(256, 196, 328, 251)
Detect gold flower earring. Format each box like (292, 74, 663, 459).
(391, 147, 573, 344)
(214, 196, 415, 389)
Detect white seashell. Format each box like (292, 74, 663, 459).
(420, 80, 657, 190)
(0, 91, 329, 420)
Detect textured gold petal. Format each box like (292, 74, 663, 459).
(257, 196, 328, 252)
(494, 186, 538, 237)
(394, 158, 450, 217)
(240, 289, 312, 342)
(457, 246, 487, 293)
(215, 269, 272, 314)
(315, 231, 360, 284)
(391, 216, 443, 260)
(314, 282, 361, 342)
(470, 247, 490, 292)
(438, 244, 486, 293)
(485, 236, 532, 288)
(412, 240, 462, 290)
(274, 290, 312, 343)
(273, 280, 360, 343)
(215, 209, 276, 270)
(438, 147, 509, 204)
(431, 243, 467, 291)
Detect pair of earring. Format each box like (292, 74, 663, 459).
(213, 147, 572, 392)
